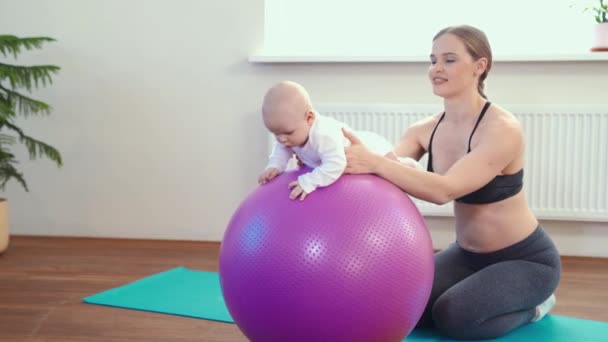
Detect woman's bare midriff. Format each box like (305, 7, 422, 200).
(453, 191, 538, 253)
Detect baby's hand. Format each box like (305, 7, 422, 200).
(288, 181, 308, 201)
(258, 168, 280, 184)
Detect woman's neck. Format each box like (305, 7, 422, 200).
(443, 93, 487, 122)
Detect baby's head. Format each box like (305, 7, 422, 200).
(262, 81, 315, 148)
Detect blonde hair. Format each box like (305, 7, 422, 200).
(434, 25, 492, 99)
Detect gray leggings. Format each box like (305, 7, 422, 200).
(416, 225, 561, 340)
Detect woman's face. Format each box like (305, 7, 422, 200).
(428, 33, 479, 99)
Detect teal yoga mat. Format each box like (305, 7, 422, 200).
(84, 267, 608, 341)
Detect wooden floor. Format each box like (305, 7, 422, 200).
(0, 236, 607, 342)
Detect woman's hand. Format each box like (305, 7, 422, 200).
(343, 128, 381, 174)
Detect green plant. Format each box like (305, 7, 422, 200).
(585, 0, 608, 23)
(0, 35, 62, 192)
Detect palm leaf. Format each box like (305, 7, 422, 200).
(0, 35, 61, 191)
(0, 162, 28, 192)
(0, 36, 56, 59)
(2, 121, 62, 166)
(0, 97, 15, 120)
(0, 133, 16, 145)
(0, 63, 60, 92)
(0, 85, 51, 117)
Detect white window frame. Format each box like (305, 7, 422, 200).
(253, 0, 606, 63)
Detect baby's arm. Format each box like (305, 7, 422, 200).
(259, 141, 292, 184)
(266, 141, 292, 171)
(297, 134, 345, 194)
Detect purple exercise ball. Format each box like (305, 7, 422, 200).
(219, 167, 434, 342)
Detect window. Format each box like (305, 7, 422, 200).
(262, 0, 593, 57)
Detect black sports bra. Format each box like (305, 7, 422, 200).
(427, 102, 523, 204)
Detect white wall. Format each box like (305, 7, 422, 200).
(1, 0, 607, 256)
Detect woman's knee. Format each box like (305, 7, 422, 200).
(432, 294, 480, 340)
(414, 301, 435, 329)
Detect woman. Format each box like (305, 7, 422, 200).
(342, 25, 561, 340)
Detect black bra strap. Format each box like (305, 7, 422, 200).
(427, 112, 446, 172)
(467, 101, 492, 152)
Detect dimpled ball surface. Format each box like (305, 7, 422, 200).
(219, 167, 434, 342)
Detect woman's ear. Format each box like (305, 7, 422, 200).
(475, 57, 488, 75)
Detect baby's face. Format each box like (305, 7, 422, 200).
(265, 111, 311, 148)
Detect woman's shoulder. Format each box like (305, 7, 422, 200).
(410, 111, 445, 133)
(396, 112, 444, 147)
(487, 103, 521, 128)
(482, 103, 523, 140)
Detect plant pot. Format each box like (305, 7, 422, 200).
(591, 23, 608, 52)
(0, 199, 8, 254)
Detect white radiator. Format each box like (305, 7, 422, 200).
(269, 104, 608, 222)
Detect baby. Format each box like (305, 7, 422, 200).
(258, 81, 421, 200)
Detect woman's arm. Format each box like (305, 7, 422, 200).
(343, 121, 523, 204)
(392, 120, 428, 161)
